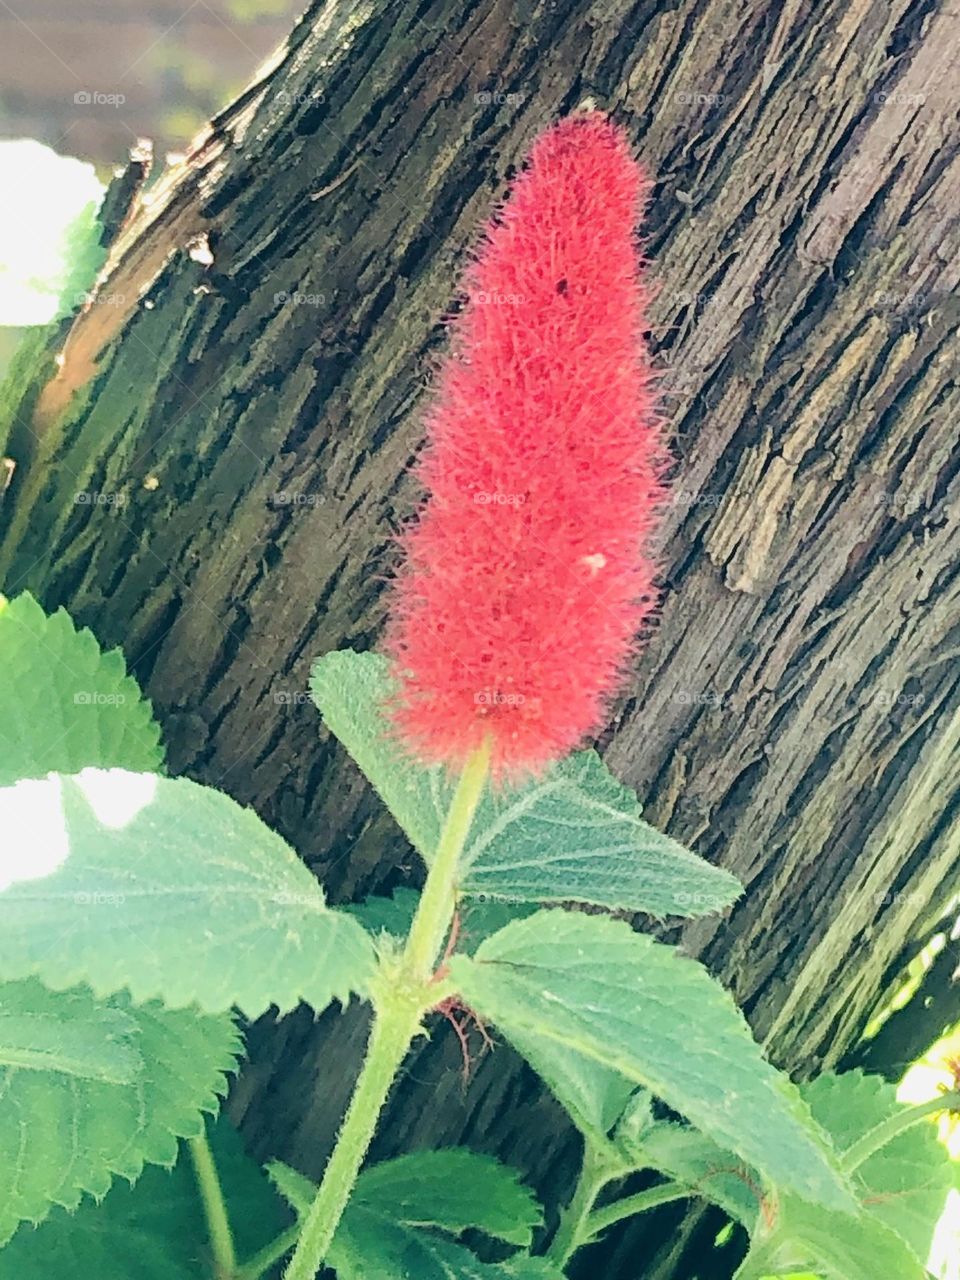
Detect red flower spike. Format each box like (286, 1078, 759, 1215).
(384, 112, 666, 780)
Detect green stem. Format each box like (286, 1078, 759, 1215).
(236, 1226, 300, 1280)
(735, 1237, 778, 1280)
(235, 1218, 299, 1280)
(546, 1144, 613, 1267)
(282, 999, 422, 1280)
(404, 735, 492, 976)
(584, 1182, 691, 1238)
(189, 1130, 237, 1279)
(280, 740, 491, 1280)
(841, 1089, 960, 1174)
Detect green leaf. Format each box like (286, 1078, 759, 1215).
(0, 993, 238, 1245)
(0, 1114, 289, 1279)
(740, 1197, 930, 1280)
(0, 977, 141, 1082)
(802, 1069, 953, 1263)
(0, 592, 163, 786)
(271, 1150, 543, 1249)
(329, 1208, 563, 1280)
(634, 1071, 955, 1280)
(0, 768, 376, 1017)
(311, 650, 741, 918)
(346, 891, 633, 1141)
(449, 910, 856, 1215)
(507, 1028, 637, 1144)
(265, 1159, 316, 1216)
(270, 1156, 560, 1280)
(350, 1149, 543, 1247)
(630, 1121, 764, 1229)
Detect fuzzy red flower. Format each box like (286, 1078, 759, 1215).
(384, 112, 665, 779)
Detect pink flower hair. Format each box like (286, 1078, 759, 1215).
(384, 111, 666, 779)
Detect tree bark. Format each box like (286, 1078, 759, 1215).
(3, 1, 959, 1275)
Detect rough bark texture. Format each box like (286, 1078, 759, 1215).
(2, 1, 959, 1275)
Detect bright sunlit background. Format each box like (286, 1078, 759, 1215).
(0, 0, 303, 361)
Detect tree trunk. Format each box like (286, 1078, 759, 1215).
(3, 1, 959, 1274)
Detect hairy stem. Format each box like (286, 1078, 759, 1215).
(841, 1089, 960, 1174)
(189, 1129, 237, 1280)
(281, 740, 491, 1280)
(584, 1181, 691, 1237)
(404, 736, 492, 976)
(282, 1000, 422, 1280)
(545, 1144, 614, 1266)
